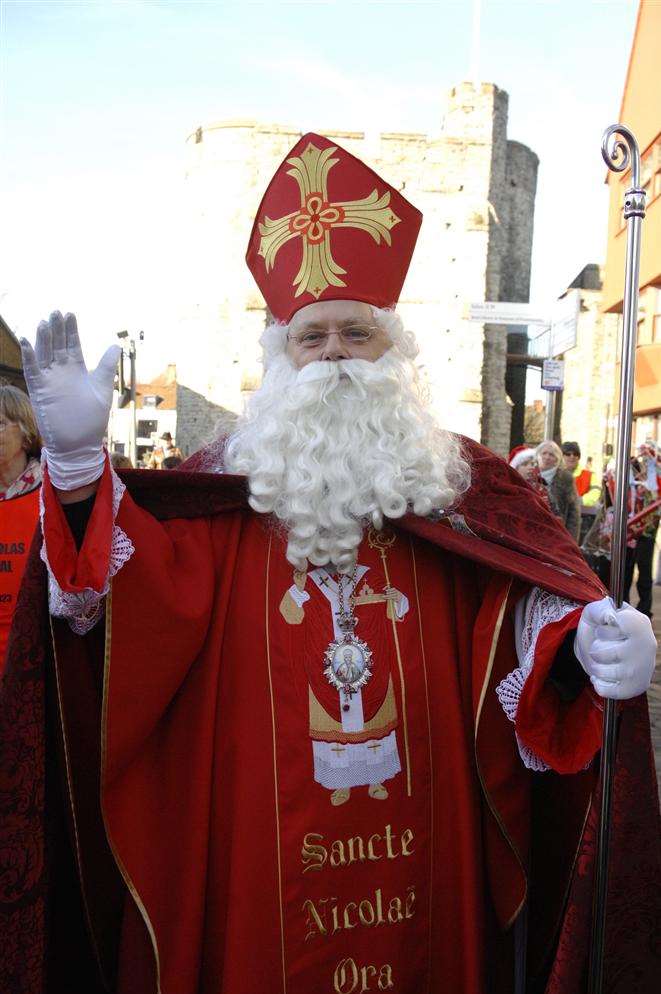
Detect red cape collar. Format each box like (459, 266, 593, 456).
(116, 437, 603, 605)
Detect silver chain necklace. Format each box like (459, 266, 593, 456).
(323, 566, 373, 712)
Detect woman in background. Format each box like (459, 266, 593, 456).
(536, 439, 581, 540)
(0, 383, 42, 674)
(509, 445, 549, 503)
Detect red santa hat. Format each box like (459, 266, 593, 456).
(245, 133, 423, 323)
(509, 446, 536, 470)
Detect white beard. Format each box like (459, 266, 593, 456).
(224, 349, 470, 572)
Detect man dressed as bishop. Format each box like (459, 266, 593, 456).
(1, 134, 659, 994)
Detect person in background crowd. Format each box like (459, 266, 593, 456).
(162, 455, 183, 470)
(508, 445, 548, 502)
(536, 439, 581, 540)
(581, 469, 615, 587)
(625, 456, 660, 618)
(0, 383, 42, 674)
(110, 452, 133, 470)
(147, 443, 165, 470)
(509, 446, 535, 480)
(583, 456, 661, 608)
(637, 440, 661, 498)
(161, 431, 182, 462)
(0, 384, 41, 500)
(148, 431, 183, 470)
(561, 441, 600, 506)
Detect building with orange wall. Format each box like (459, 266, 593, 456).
(602, 0, 661, 445)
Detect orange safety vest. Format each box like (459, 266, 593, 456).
(574, 467, 593, 497)
(0, 488, 40, 675)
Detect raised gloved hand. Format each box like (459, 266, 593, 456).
(20, 311, 120, 490)
(574, 595, 657, 700)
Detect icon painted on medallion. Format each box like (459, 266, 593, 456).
(331, 643, 366, 685)
(280, 562, 409, 806)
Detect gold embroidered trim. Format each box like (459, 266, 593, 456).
(473, 580, 529, 926)
(475, 580, 512, 736)
(410, 540, 434, 994)
(308, 675, 398, 742)
(100, 583, 163, 993)
(264, 535, 288, 994)
(309, 721, 399, 745)
(49, 616, 110, 989)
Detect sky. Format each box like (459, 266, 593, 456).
(0, 0, 640, 377)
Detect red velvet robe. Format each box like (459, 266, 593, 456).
(101, 504, 596, 994)
(38, 455, 606, 994)
(1, 439, 659, 994)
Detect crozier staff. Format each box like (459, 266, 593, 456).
(3, 133, 659, 994)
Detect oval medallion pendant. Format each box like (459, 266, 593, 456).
(324, 635, 373, 698)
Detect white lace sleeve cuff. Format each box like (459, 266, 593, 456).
(495, 586, 579, 772)
(40, 463, 135, 634)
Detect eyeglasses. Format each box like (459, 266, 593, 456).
(287, 325, 378, 350)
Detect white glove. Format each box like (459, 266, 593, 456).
(574, 595, 657, 700)
(20, 311, 120, 490)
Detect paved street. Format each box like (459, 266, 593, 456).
(649, 585, 661, 797)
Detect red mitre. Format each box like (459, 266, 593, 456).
(245, 133, 422, 323)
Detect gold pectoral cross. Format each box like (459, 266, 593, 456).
(257, 141, 401, 300)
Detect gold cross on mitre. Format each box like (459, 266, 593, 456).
(257, 141, 401, 300)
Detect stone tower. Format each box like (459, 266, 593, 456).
(176, 82, 538, 457)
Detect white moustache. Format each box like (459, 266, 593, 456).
(293, 352, 399, 391)
(293, 357, 368, 386)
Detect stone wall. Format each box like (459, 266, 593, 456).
(176, 383, 237, 458)
(178, 82, 539, 455)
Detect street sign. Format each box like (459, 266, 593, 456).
(549, 290, 580, 355)
(467, 301, 550, 326)
(468, 292, 579, 360)
(542, 358, 565, 391)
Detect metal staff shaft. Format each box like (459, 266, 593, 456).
(589, 124, 646, 994)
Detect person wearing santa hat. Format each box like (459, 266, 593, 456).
(509, 445, 536, 479)
(4, 134, 659, 994)
(509, 446, 548, 504)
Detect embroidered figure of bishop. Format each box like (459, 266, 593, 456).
(280, 563, 409, 806)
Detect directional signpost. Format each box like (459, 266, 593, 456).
(467, 301, 550, 326)
(541, 358, 565, 391)
(467, 291, 579, 440)
(549, 290, 580, 356)
(467, 291, 579, 351)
